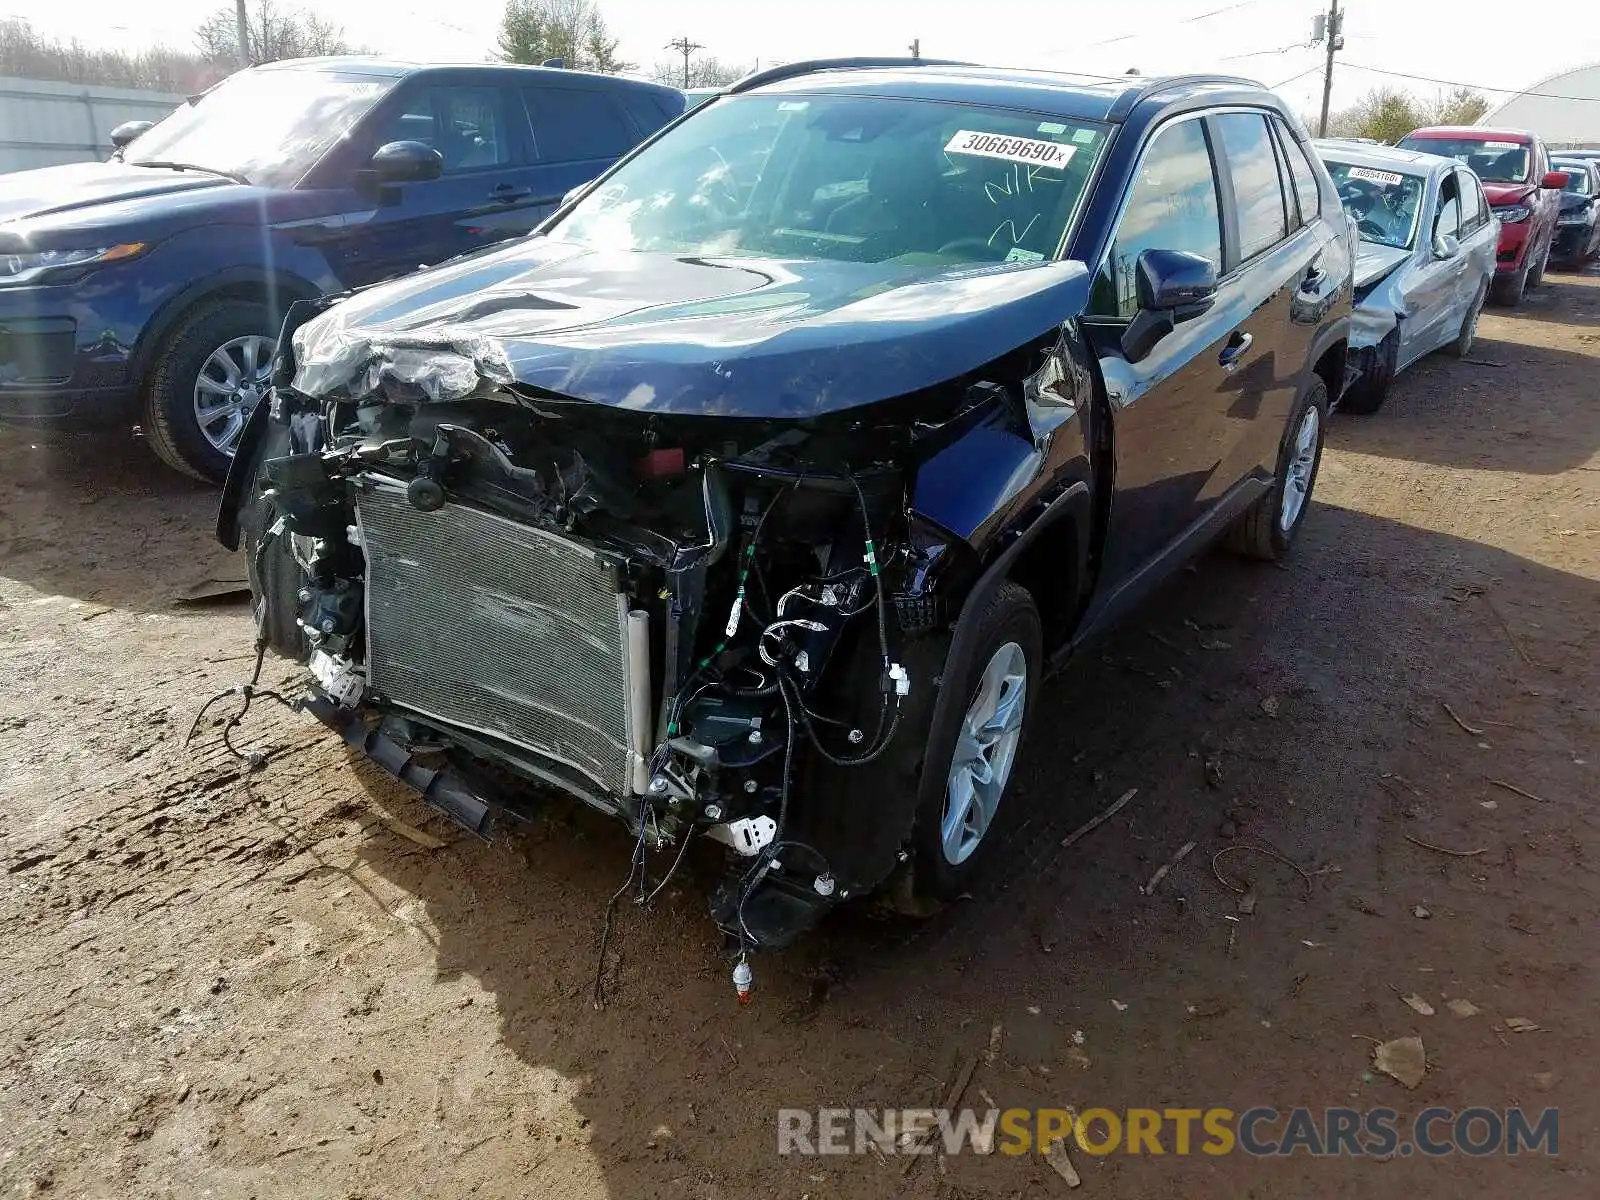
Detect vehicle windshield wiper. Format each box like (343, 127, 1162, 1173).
(130, 160, 252, 186)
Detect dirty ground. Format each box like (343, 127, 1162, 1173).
(1, 274, 1596, 1199)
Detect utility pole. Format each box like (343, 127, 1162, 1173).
(234, 0, 251, 67)
(666, 36, 703, 89)
(1317, 0, 1344, 137)
(909, 38, 920, 60)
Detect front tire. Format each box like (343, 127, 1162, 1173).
(238, 412, 310, 662)
(906, 581, 1042, 901)
(1340, 331, 1396, 415)
(1491, 260, 1529, 307)
(1448, 281, 1487, 359)
(143, 299, 276, 483)
(1527, 237, 1549, 289)
(1226, 376, 1327, 562)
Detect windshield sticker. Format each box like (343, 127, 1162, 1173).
(1348, 167, 1405, 186)
(1037, 121, 1066, 135)
(1072, 128, 1098, 144)
(777, 101, 809, 111)
(1005, 247, 1045, 263)
(945, 130, 1076, 169)
(1484, 141, 1519, 150)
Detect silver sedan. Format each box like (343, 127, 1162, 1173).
(1314, 140, 1499, 414)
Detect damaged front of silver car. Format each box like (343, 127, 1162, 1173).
(212, 78, 1112, 986)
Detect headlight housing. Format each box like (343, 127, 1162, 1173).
(0, 242, 146, 285)
(1493, 203, 1532, 225)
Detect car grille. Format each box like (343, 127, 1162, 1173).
(355, 478, 634, 796)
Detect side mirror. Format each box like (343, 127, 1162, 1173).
(1122, 248, 1218, 363)
(369, 140, 443, 184)
(110, 120, 153, 150)
(1542, 170, 1570, 189)
(1432, 233, 1461, 260)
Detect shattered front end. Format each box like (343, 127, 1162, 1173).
(228, 308, 965, 953)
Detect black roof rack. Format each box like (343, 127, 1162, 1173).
(1107, 72, 1264, 120)
(727, 56, 976, 95)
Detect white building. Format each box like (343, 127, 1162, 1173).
(1480, 64, 1600, 148)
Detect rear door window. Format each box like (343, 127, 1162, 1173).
(1092, 116, 1223, 319)
(526, 88, 638, 163)
(1212, 112, 1288, 263)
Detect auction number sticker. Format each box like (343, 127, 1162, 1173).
(945, 130, 1076, 168)
(1347, 167, 1404, 186)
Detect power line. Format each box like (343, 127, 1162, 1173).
(1045, 0, 1261, 57)
(666, 36, 704, 89)
(1271, 64, 1325, 90)
(1341, 60, 1600, 102)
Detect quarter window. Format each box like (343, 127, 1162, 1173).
(1213, 112, 1288, 262)
(1091, 118, 1223, 319)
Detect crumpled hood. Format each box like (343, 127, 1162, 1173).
(289, 236, 1093, 418)
(1353, 242, 1411, 290)
(0, 160, 238, 231)
(1483, 182, 1534, 207)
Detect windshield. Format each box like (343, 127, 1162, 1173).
(1324, 160, 1425, 249)
(124, 68, 394, 187)
(548, 94, 1109, 268)
(1555, 165, 1592, 195)
(1397, 136, 1529, 184)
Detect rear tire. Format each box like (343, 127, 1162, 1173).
(1340, 331, 1396, 415)
(1226, 376, 1327, 562)
(143, 299, 276, 483)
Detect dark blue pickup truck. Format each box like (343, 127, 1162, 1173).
(0, 57, 682, 479)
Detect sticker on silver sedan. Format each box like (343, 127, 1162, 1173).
(1347, 167, 1405, 186)
(944, 130, 1076, 168)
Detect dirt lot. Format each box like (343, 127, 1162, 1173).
(2, 273, 1597, 1200)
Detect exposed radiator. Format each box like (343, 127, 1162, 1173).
(355, 478, 635, 796)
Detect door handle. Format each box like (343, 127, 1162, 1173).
(1218, 331, 1253, 370)
(490, 184, 533, 203)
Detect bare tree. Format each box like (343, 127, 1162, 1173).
(194, 1, 359, 66)
(0, 17, 222, 90)
(1425, 86, 1490, 127)
(497, 0, 632, 74)
(1317, 85, 1490, 145)
(648, 55, 748, 89)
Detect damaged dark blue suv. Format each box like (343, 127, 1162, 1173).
(221, 60, 1352, 962)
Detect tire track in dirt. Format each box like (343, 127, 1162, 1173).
(2, 707, 359, 934)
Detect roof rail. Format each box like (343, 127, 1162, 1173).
(1106, 72, 1264, 121)
(727, 56, 976, 95)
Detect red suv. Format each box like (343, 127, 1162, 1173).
(1397, 126, 1568, 305)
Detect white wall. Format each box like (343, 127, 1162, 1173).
(0, 75, 184, 174)
(1481, 65, 1600, 149)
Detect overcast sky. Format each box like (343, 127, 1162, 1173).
(7, 0, 1600, 118)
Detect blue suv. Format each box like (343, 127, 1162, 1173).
(0, 57, 682, 480)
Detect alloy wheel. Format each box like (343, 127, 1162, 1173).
(192, 334, 274, 456)
(1278, 404, 1320, 532)
(941, 640, 1028, 865)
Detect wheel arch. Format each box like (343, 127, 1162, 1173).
(130, 268, 323, 383)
